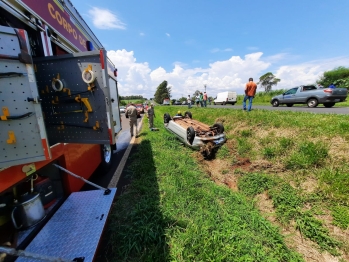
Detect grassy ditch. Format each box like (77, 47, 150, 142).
(105, 106, 349, 261)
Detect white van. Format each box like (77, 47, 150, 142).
(214, 91, 237, 105)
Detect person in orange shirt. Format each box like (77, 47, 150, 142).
(243, 77, 257, 111)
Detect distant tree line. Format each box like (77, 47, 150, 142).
(120, 95, 145, 100)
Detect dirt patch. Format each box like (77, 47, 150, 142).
(223, 174, 239, 191)
(231, 157, 251, 170)
(283, 226, 341, 262)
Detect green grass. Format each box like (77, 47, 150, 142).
(104, 105, 349, 261)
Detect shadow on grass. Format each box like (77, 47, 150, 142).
(99, 139, 172, 261)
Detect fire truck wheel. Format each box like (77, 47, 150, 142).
(100, 144, 113, 172)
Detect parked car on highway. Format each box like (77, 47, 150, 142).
(119, 106, 125, 113)
(136, 104, 145, 113)
(182, 101, 188, 105)
(125, 104, 141, 118)
(163, 111, 226, 158)
(173, 100, 182, 105)
(270, 85, 348, 108)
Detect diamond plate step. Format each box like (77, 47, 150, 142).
(16, 188, 117, 262)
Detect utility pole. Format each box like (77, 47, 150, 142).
(204, 84, 207, 92)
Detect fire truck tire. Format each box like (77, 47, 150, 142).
(100, 144, 113, 172)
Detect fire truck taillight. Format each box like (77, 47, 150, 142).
(86, 41, 94, 51)
(114, 69, 118, 77)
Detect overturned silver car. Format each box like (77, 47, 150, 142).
(163, 111, 226, 158)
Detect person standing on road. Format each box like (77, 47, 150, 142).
(195, 94, 200, 107)
(203, 92, 208, 107)
(199, 92, 204, 107)
(243, 77, 257, 112)
(147, 103, 155, 129)
(187, 95, 192, 109)
(126, 103, 138, 137)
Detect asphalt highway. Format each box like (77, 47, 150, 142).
(208, 104, 349, 114)
(81, 113, 143, 194)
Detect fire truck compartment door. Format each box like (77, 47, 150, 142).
(33, 50, 120, 145)
(108, 76, 122, 136)
(0, 26, 51, 168)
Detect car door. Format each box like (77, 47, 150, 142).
(280, 87, 298, 103)
(294, 85, 317, 103)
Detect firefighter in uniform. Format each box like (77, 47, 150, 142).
(147, 103, 155, 129)
(126, 103, 138, 137)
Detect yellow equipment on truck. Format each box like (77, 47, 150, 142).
(0, 0, 122, 261)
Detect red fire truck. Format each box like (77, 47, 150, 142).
(0, 0, 121, 261)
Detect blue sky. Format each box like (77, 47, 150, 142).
(72, 0, 349, 99)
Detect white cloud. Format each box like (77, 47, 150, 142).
(210, 48, 233, 53)
(274, 56, 349, 90)
(106, 49, 349, 99)
(140, 32, 145, 36)
(166, 33, 170, 37)
(88, 7, 126, 30)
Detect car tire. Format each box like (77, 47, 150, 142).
(187, 126, 195, 145)
(213, 123, 224, 134)
(164, 113, 171, 123)
(271, 100, 280, 107)
(307, 98, 318, 108)
(323, 102, 335, 108)
(286, 104, 294, 107)
(99, 144, 113, 172)
(184, 111, 192, 119)
(213, 102, 216, 105)
(232, 103, 235, 106)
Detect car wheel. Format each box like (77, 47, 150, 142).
(99, 144, 113, 172)
(213, 102, 216, 105)
(271, 100, 279, 107)
(323, 102, 335, 108)
(213, 123, 224, 134)
(232, 103, 235, 106)
(184, 111, 192, 119)
(187, 126, 195, 145)
(307, 98, 318, 108)
(164, 113, 171, 123)
(286, 104, 294, 107)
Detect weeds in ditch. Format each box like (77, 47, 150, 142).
(285, 141, 329, 169)
(296, 212, 341, 256)
(331, 205, 349, 229)
(238, 173, 276, 197)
